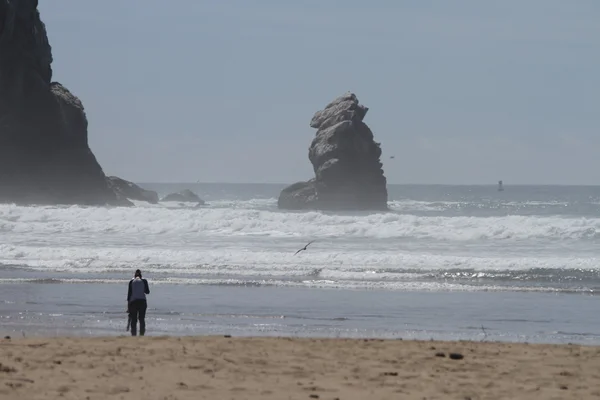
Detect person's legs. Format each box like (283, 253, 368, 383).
(139, 300, 147, 336)
(130, 302, 139, 336)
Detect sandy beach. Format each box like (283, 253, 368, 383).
(0, 336, 598, 400)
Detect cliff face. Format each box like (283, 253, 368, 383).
(278, 92, 388, 211)
(0, 0, 123, 205)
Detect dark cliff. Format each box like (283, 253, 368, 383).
(0, 0, 123, 205)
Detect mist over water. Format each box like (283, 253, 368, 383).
(1, 183, 600, 294)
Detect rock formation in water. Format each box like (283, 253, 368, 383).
(107, 177, 159, 204)
(0, 0, 123, 205)
(278, 92, 388, 211)
(161, 189, 204, 204)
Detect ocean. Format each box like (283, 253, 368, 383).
(1, 183, 599, 343)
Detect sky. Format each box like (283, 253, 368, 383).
(39, 1, 599, 185)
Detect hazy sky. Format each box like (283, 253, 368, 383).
(40, 1, 599, 185)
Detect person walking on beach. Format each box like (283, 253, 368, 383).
(127, 269, 150, 336)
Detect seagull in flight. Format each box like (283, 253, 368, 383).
(294, 240, 315, 255)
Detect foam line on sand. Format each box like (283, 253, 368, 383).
(0, 336, 598, 399)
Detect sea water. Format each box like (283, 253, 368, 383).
(1, 183, 599, 343)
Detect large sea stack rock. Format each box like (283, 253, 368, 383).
(278, 92, 388, 211)
(0, 0, 123, 205)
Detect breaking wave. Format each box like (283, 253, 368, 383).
(1, 198, 599, 292)
(1, 202, 599, 242)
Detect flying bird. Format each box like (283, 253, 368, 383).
(294, 240, 315, 255)
(390, 155, 395, 159)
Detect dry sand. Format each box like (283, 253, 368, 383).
(0, 335, 598, 400)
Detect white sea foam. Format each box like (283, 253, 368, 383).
(1, 202, 599, 241)
(0, 277, 591, 294)
(0, 201, 599, 291)
(0, 241, 597, 275)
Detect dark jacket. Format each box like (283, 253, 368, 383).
(127, 277, 150, 302)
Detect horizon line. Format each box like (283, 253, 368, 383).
(133, 181, 600, 187)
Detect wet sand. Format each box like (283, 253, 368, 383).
(0, 336, 598, 400)
(3, 283, 599, 344)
